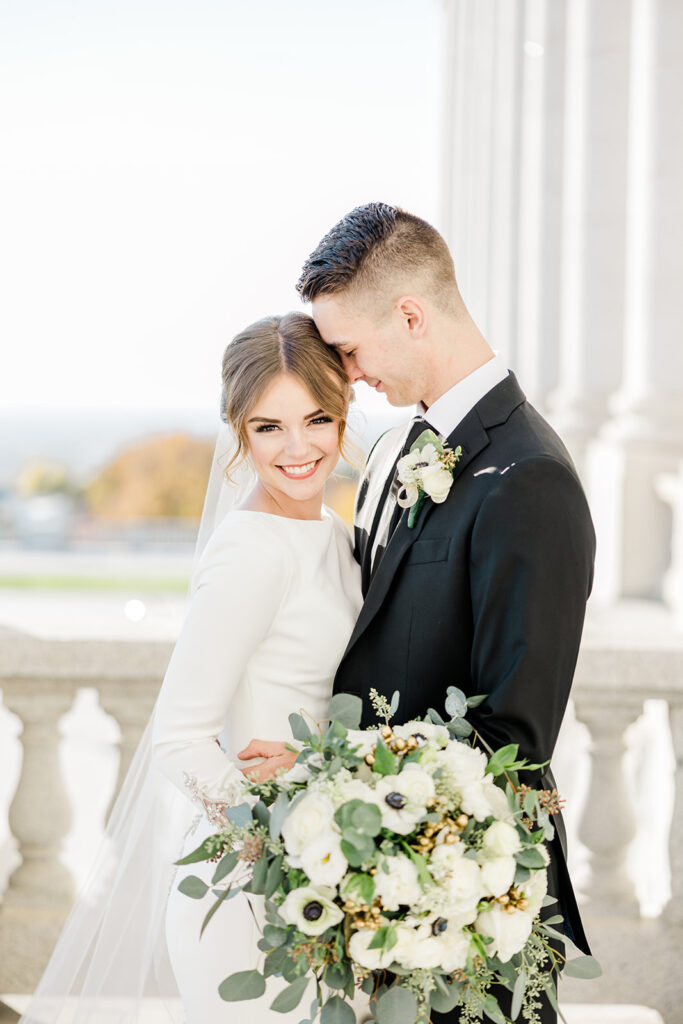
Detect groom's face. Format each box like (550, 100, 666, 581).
(312, 294, 422, 407)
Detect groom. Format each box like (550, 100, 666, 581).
(244, 203, 595, 1022)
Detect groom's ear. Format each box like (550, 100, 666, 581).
(396, 295, 427, 339)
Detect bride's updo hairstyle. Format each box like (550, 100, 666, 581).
(220, 311, 356, 481)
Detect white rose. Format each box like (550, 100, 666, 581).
(333, 778, 378, 808)
(429, 844, 485, 920)
(475, 904, 533, 962)
(279, 884, 344, 937)
(420, 464, 453, 503)
(373, 853, 423, 911)
(479, 855, 516, 898)
(398, 933, 445, 970)
(278, 761, 313, 785)
(439, 742, 487, 785)
(281, 792, 337, 861)
(459, 780, 495, 821)
(300, 830, 348, 888)
(482, 821, 522, 857)
(348, 927, 396, 970)
(484, 781, 514, 821)
(520, 867, 548, 918)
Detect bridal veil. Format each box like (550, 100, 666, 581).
(16, 421, 254, 1024)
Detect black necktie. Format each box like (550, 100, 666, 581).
(368, 415, 429, 580)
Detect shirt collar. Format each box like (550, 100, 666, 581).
(418, 351, 508, 437)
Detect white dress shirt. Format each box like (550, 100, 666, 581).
(420, 350, 509, 438)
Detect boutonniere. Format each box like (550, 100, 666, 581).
(396, 429, 462, 528)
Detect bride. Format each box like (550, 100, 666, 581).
(16, 312, 371, 1023)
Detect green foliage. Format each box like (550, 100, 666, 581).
(563, 956, 602, 979)
(289, 712, 312, 742)
(218, 969, 266, 1001)
(270, 975, 309, 1012)
(176, 875, 209, 899)
(327, 692, 363, 729)
(372, 736, 398, 776)
(375, 984, 418, 1023)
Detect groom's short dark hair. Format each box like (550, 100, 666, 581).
(296, 202, 460, 313)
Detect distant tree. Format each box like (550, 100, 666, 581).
(15, 459, 82, 498)
(84, 433, 214, 519)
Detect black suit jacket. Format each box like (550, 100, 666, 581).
(333, 372, 595, 956)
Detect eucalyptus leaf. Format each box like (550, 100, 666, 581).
(511, 970, 526, 1019)
(223, 802, 253, 827)
(174, 835, 223, 865)
(389, 689, 401, 715)
(447, 718, 473, 738)
(320, 994, 356, 1023)
(324, 960, 352, 990)
(427, 707, 445, 725)
(429, 982, 461, 1014)
(544, 979, 570, 1024)
(563, 956, 602, 979)
(270, 975, 309, 1013)
(335, 799, 382, 836)
(200, 883, 234, 937)
(177, 875, 209, 899)
(376, 985, 418, 1024)
(269, 792, 290, 840)
(212, 849, 240, 884)
(481, 993, 508, 1024)
(218, 969, 266, 1001)
(445, 687, 467, 719)
(244, 855, 269, 894)
(341, 832, 375, 867)
(265, 854, 284, 898)
(289, 712, 312, 742)
(515, 848, 547, 869)
(328, 692, 363, 729)
(253, 801, 270, 827)
(414, 428, 441, 452)
(466, 693, 488, 708)
(264, 945, 290, 977)
(263, 923, 289, 948)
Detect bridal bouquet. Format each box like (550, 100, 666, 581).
(175, 689, 600, 1023)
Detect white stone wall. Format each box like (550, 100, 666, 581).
(440, 0, 683, 610)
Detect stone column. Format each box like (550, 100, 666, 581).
(588, 0, 683, 602)
(573, 697, 640, 915)
(546, 0, 631, 477)
(99, 684, 158, 824)
(0, 684, 77, 992)
(665, 701, 683, 924)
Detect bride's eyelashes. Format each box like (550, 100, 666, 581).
(254, 416, 334, 434)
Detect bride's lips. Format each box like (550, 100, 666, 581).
(276, 458, 323, 480)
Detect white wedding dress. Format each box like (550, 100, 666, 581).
(151, 505, 370, 1023)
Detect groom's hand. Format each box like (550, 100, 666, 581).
(236, 739, 299, 782)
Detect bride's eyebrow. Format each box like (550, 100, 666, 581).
(248, 409, 325, 424)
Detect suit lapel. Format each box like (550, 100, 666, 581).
(342, 409, 490, 660)
(342, 372, 528, 666)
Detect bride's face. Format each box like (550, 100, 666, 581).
(244, 372, 342, 504)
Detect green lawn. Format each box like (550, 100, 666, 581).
(0, 576, 190, 592)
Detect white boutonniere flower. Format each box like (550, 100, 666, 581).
(396, 429, 462, 527)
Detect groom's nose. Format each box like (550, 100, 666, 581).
(341, 353, 364, 384)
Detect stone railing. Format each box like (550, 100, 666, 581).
(0, 622, 680, 1020)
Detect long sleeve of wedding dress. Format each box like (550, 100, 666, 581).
(151, 514, 292, 826)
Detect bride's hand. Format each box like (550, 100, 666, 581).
(236, 739, 299, 782)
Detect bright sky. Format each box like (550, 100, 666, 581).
(0, 0, 442, 416)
